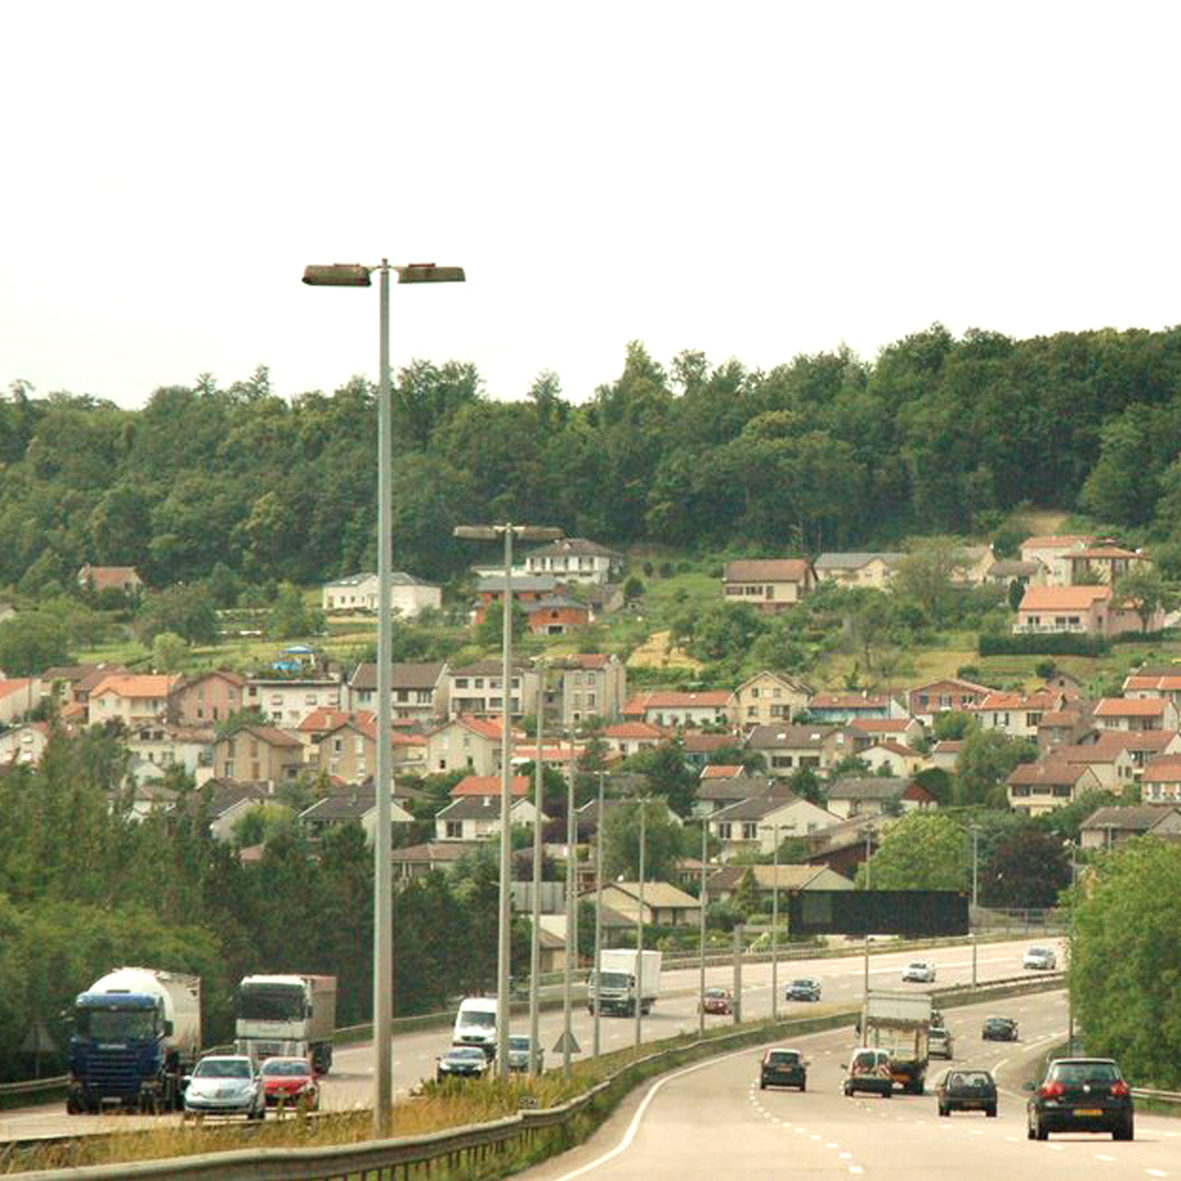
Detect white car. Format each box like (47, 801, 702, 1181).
(183, 1055, 266, 1120)
(902, 961, 936, 983)
(1023, 946, 1057, 970)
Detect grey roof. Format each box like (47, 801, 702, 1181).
(437, 795, 527, 820)
(450, 659, 534, 677)
(696, 775, 775, 801)
(476, 575, 559, 594)
(527, 538, 623, 559)
(325, 571, 438, 588)
(745, 724, 838, 750)
(349, 661, 446, 692)
(529, 595, 587, 610)
(204, 781, 268, 818)
(987, 560, 1042, 577)
(711, 792, 803, 822)
(390, 841, 482, 864)
(826, 777, 907, 801)
(814, 552, 905, 570)
(301, 793, 378, 821)
(1080, 805, 1181, 832)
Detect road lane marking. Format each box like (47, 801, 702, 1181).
(1095, 1154, 1115, 1162)
(1145, 1170, 1168, 1177)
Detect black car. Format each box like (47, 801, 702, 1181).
(982, 1016, 1019, 1042)
(1026, 1058, 1133, 1141)
(760, 1047, 807, 1091)
(785, 977, 821, 1003)
(436, 1046, 492, 1082)
(935, 1069, 997, 1117)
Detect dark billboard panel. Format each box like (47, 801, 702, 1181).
(788, 890, 969, 937)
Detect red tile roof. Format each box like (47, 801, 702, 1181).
(1018, 586, 1111, 612)
(91, 674, 178, 700)
(1142, 756, 1181, 782)
(1020, 535, 1094, 550)
(724, 559, 812, 583)
(1094, 698, 1166, 717)
(450, 775, 530, 797)
(602, 722, 670, 740)
(849, 718, 914, 733)
(701, 764, 744, 779)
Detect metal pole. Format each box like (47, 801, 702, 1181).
(563, 737, 575, 1077)
(971, 932, 978, 989)
(496, 526, 514, 1078)
(732, 923, 743, 1023)
(862, 936, 869, 1045)
(528, 661, 545, 1077)
(771, 822, 779, 1022)
(865, 825, 872, 890)
(698, 821, 707, 1037)
(635, 798, 646, 1048)
(971, 826, 979, 910)
(593, 770, 604, 1057)
(373, 259, 394, 1136)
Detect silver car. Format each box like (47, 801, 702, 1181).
(1023, 946, 1057, 970)
(506, 1035, 544, 1073)
(183, 1055, 266, 1120)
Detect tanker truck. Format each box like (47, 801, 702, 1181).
(235, 974, 337, 1074)
(67, 967, 201, 1113)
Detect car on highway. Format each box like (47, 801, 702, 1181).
(785, 977, 822, 1002)
(506, 1034, 544, 1073)
(981, 1016, 1019, 1042)
(928, 1025, 954, 1060)
(901, 960, 936, 983)
(1026, 1057, 1133, 1141)
(1023, 945, 1058, 970)
(259, 1057, 320, 1110)
(182, 1054, 266, 1120)
(935, 1069, 997, 1117)
(436, 1045, 493, 1083)
(843, 1048, 893, 1098)
(700, 986, 733, 1015)
(759, 1047, 807, 1091)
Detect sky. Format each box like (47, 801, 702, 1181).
(3, 1, 1179, 409)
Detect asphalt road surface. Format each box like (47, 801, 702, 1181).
(0, 936, 1063, 1142)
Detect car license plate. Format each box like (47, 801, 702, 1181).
(1073, 1108, 1103, 1117)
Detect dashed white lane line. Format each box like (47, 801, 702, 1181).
(1145, 1169, 1168, 1177)
(1095, 1154, 1116, 1162)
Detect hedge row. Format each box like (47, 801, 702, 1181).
(978, 633, 1110, 657)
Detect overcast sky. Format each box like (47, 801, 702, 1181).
(4, 1, 1178, 409)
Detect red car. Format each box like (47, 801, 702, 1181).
(259, 1057, 321, 1110)
(700, 987, 733, 1015)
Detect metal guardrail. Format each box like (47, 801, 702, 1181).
(0, 1077, 67, 1098)
(3, 976, 1070, 1180)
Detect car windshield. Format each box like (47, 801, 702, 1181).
(767, 1051, 799, 1065)
(195, 1058, 251, 1079)
(461, 1011, 496, 1028)
(705, 988, 727, 998)
(508, 1037, 531, 1050)
(987, 1017, 1011, 1026)
(792, 979, 813, 988)
(952, 1072, 992, 1088)
(1054, 1062, 1118, 1084)
(262, 1059, 310, 1077)
(451, 1048, 486, 1061)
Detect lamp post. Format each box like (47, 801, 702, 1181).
(563, 732, 576, 1078)
(770, 822, 780, 1021)
(454, 522, 562, 1079)
(635, 795, 650, 1048)
(592, 770, 605, 1057)
(303, 259, 464, 1136)
(698, 820, 708, 1038)
(528, 661, 546, 1077)
(970, 824, 981, 911)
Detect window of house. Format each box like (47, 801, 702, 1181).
(800, 756, 820, 768)
(741, 823, 758, 841)
(717, 823, 732, 840)
(455, 678, 469, 689)
(445, 820, 463, 839)
(772, 755, 793, 768)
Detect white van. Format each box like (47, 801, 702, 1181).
(453, 997, 499, 1056)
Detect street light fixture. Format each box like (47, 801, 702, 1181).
(303, 257, 464, 1137)
(454, 521, 562, 1078)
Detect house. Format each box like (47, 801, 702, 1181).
(1063, 545, 1146, 587)
(1038, 707, 1093, 750)
(244, 677, 344, 728)
(680, 731, 740, 771)
(1142, 756, 1181, 804)
(965, 690, 1064, 741)
(1079, 805, 1181, 850)
(906, 678, 993, 724)
(309, 716, 376, 782)
(213, 724, 305, 786)
(298, 789, 415, 845)
(77, 564, 144, 597)
(1006, 759, 1104, 816)
(449, 774, 531, 799)
(424, 715, 510, 776)
(824, 777, 909, 820)
(984, 559, 1048, 590)
(41, 662, 126, 722)
(859, 742, 928, 778)
(951, 545, 995, 586)
(591, 881, 702, 927)
(1019, 536, 1095, 586)
(1089, 730, 1181, 780)
(727, 670, 812, 729)
(445, 660, 539, 720)
(525, 595, 590, 635)
(523, 537, 624, 585)
(550, 654, 627, 727)
(1014, 585, 1112, 635)
(126, 723, 217, 785)
(700, 763, 745, 780)
(1047, 740, 1138, 792)
(348, 660, 449, 723)
(847, 717, 925, 750)
(599, 721, 670, 759)
(88, 674, 178, 728)
(706, 792, 840, 860)
(744, 723, 849, 776)
(1093, 697, 1179, 732)
(0, 721, 50, 767)
(807, 693, 905, 723)
(321, 571, 442, 618)
(813, 552, 904, 590)
(0, 678, 40, 726)
(804, 814, 889, 879)
(692, 775, 778, 818)
(433, 793, 544, 842)
(929, 740, 963, 772)
(622, 691, 731, 728)
(473, 575, 560, 616)
(200, 781, 271, 843)
(1123, 671, 1181, 708)
(390, 841, 484, 882)
(705, 863, 853, 904)
(722, 558, 816, 613)
(170, 670, 246, 726)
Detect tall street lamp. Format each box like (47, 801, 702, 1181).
(970, 824, 981, 911)
(767, 822, 780, 1021)
(698, 820, 708, 1038)
(528, 660, 546, 1078)
(303, 259, 464, 1136)
(634, 795, 651, 1049)
(592, 770, 605, 1057)
(454, 522, 561, 1078)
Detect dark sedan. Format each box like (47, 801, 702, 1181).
(935, 1069, 997, 1117)
(759, 1047, 807, 1091)
(1027, 1058, 1133, 1141)
(785, 977, 821, 1002)
(982, 1016, 1019, 1042)
(436, 1046, 492, 1083)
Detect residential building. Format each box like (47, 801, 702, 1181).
(706, 792, 839, 859)
(847, 717, 925, 750)
(1013, 584, 1156, 637)
(1123, 671, 1181, 708)
(1079, 805, 1181, 851)
(1142, 756, 1181, 805)
(445, 660, 539, 720)
(804, 814, 889, 879)
(433, 793, 544, 842)
(424, 715, 510, 776)
(473, 574, 559, 615)
(551, 654, 627, 727)
(983, 559, 1048, 590)
(591, 881, 702, 927)
(906, 677, 993, 723)
(0, 678, 40, 726)
(88, 674, 178, 728)
(321, 571, 442, 618)
(1018, 536, 1095, 586)
(200, 781, 270, 843)
(127, 723, 217, 785)
(929, 740, 964, 772)
(244, 677, 344, 728)
(170, 670, 245, 726)
(213, 725, 305, 786)
(859, 742, 928, 778)
(348, 660, 449, 722)
(722, 558, 816, 613)
(77, 564, 144, 596)
(705, 863, 853, 904)
(813, 552, 904, 589)
(389, 841, 483, 882)
(1088, 730, 1181, 780)
(1048, 740, 1138, 791)
(599, 721, 670, 758)
(524, 595, 589, 635)
(1063, 545, 1146, 587)
(680, 731, 739, 771)
(299, 789, 415, 845)
(1093, 697, 1178, 732)
(727, 670, 812, 729)
(692, 775, 777, 819)
(744, 723, 849, 776)
(807, 693, 905, 723)
(448, 774, 530, 799)
(965, 690, 1064, 741)
(951, 545, 995, 586)
(523, 537, 624, 585)
(825, 777, 910, 820)
(622, 690, 731, 728)
(1006, 759, 1104, 816)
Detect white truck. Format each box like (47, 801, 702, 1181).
(453, 996, 500, 1056)
(587, 949, 662, 1017)
(67, 967, 202, 1113)
(235, 974, 337, 1075)
(860, 989, 932, 1095)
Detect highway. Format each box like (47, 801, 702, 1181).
(0, 936, 1059, 1143)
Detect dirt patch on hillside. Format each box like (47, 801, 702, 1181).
(626, 630, 705, 671)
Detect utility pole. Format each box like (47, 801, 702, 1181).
(592, 770, 604, 1057)
(634, 796, 648, 1048)
(698, 821, 707, 1037)
(528, 660, 545, 1077)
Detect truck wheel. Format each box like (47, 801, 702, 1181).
(912, 1082, 924, 1097)
(799, 1079, 806, 1092)
(884, 1088, 892, 1099)
(66, 1096, 80, 1115)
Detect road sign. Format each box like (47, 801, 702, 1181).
(787, 889, 969, 937)
(552, 1030, 581, 1055)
